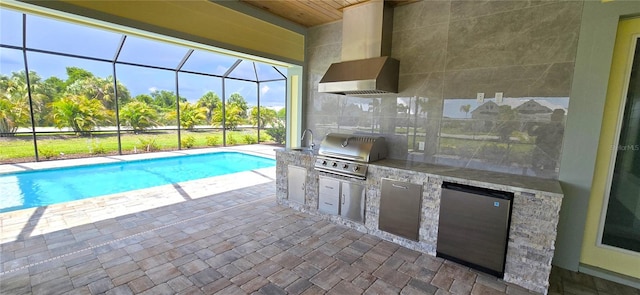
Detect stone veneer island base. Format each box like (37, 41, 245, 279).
(276, 149, 564, 294)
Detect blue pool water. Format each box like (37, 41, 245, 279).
(0, 152, 275, 213)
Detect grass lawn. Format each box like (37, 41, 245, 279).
(0, 130, 275, 163)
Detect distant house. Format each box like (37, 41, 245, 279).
(470, 101, 500, 120)
(470, 99, 566, 122)
(469, 101, 501, 132)
(469, 99, 567, 132)
(514, 99, 553, 121)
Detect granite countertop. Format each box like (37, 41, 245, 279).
(276, 148, 563, 197)
(276, 147, 317, 155)
(374, 158, 563, 196)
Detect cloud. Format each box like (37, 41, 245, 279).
(261, 85, 270, 95)
(216, 66, 228, 74)
(148, 87, 157, 93)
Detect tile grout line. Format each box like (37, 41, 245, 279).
(0, 195, 274, 276)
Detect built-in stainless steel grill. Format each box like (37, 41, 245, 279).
(314, 133, 388, 179)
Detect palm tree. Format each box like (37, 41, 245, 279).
(0, 94, 30, 136)
(213, 104, 244, 130)
(227, 93, 248, 119)
(197, 91, 221, 124)
(119, 101, 159, 133)
(171, 102, 206, 131)
(460, 104, 471, 118)
(0, 71, 46, 136)
(51, 95, 112, 136)
(65, 76, 130, 110)
(249, 106, 277, 128)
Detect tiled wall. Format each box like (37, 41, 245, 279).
(305, 0, 583, 179)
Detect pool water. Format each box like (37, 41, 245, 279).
(0, 152, 275, 213)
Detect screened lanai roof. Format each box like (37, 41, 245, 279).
(0, 8, 286, 83)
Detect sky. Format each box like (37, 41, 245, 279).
(0, 7, 287, 109)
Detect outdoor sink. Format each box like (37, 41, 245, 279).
(289, 146, 318, 154)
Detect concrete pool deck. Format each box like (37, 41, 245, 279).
(0, 145, 278, 244)
(1, 145, 638, 294)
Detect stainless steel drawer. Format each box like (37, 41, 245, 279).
(318, 176, 340, 215)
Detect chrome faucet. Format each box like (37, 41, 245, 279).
(301, 129, 314, 150)
(341, 136, 353, 147)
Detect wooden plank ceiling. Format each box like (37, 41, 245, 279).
(239, 0, 418, 28)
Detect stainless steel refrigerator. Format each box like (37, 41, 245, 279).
(436, 182, 514, 278)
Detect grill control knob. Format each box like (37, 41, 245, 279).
(343, 164, 349, 169)
(321, 160, 327, 166)
(353, 166, 360, 172)
(332, 162, 337, 167)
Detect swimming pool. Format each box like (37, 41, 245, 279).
(0, 152, 275, 213)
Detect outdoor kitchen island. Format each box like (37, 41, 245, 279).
(275, 148, 564, 294)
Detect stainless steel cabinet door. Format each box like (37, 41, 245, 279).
(318, 176, 340, 215)
(341, 182, 365, 223)
(379, 178, 422, 241)
(287, 165, 306, 204)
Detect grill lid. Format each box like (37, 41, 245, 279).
(318, 133, 388, 163)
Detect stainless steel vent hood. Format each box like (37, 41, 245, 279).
(318, 0, 399, 95)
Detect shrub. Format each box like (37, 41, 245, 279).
(227, 133, 237, 145)
(92, 145, 106, 155)
(206, 135, 221, 146)
(138, 137, 160, 152)
(119, 101, 159, 133)
(177, 102, 207, 131)
(260, 133, 272, 143)
(38, 147, 56, 159)
(51, 95, 112, 136)
(86, 138, 106, 155)
(181, 135, 196, 149)
(91, 141, 106, 155)
(265, 123, 286, 144)
(243, 134, 257, 144)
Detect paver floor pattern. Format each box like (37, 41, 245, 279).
(1, 180, 638, 295)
